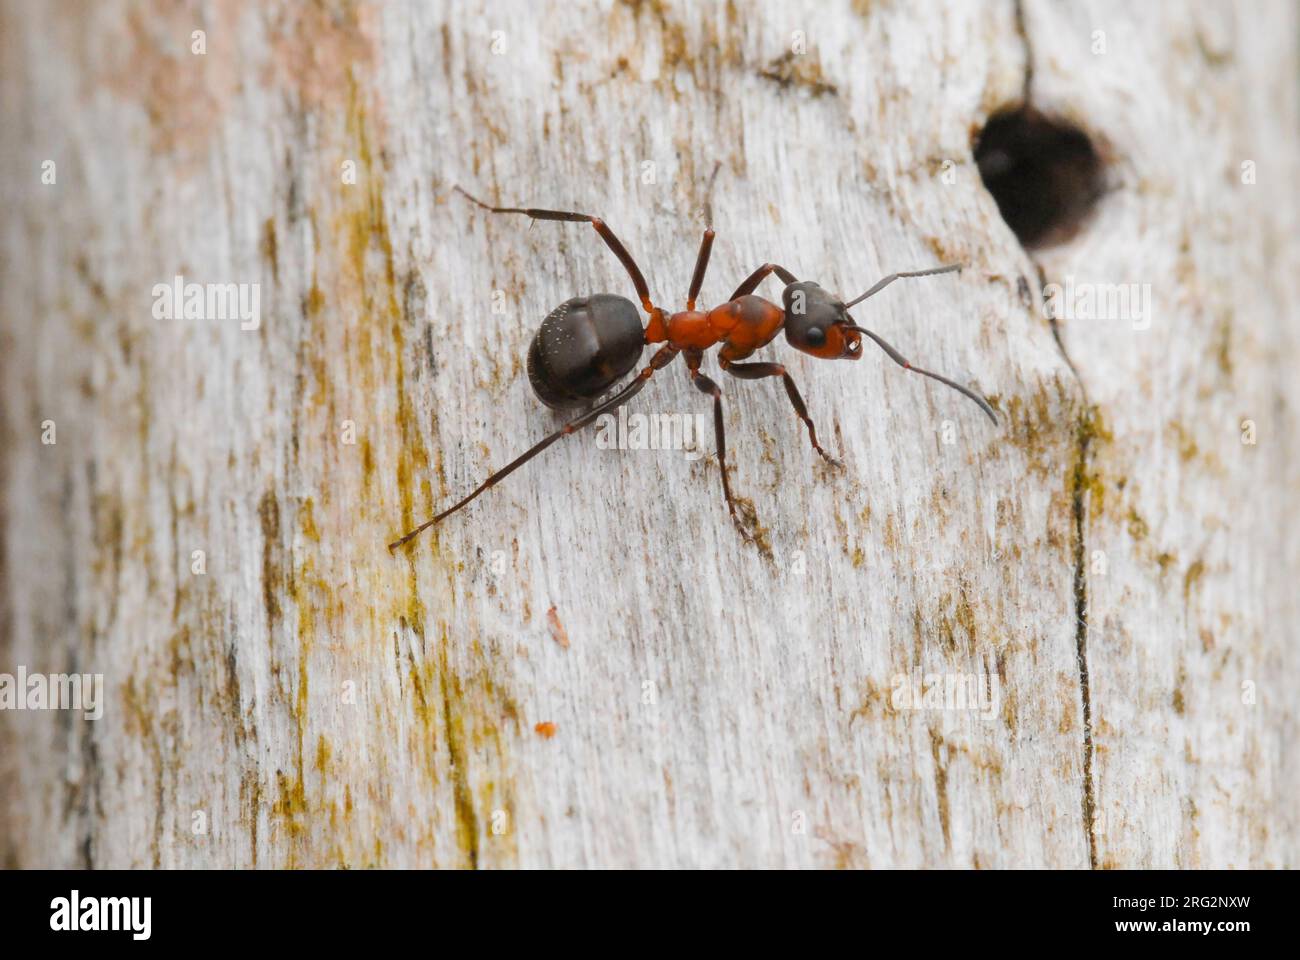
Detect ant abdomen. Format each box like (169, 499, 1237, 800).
(527, 294, 645, 408)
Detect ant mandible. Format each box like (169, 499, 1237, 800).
(389, 168, 997, 550)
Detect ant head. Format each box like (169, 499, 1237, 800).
(781, 281, 862, 361)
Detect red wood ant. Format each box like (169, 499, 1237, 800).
(389, 174, 996, 550)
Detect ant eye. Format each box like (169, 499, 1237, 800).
(805, 326, 825, 347)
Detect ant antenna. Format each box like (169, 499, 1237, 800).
(838, 262, 994, 422)
(843, 324, 997, 424)
(843, 263, 962, 308)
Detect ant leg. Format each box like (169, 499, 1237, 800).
(720, 359, 841, 467)
(454, 187, 655, 314)
(685, 353, 751, 541)
(686, 163, 721, 310)
(728, 263, 799, 300)
(842, 325, 998, 424)
(389, 346, 680, 550)
(686, 227, 715, 310)
(843, 263, 962, 308)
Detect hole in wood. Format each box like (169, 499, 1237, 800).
(974, 108, 1103, 249)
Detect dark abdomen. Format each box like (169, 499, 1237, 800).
(527, 294, 645, 408)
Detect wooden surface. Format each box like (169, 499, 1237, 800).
(1, 0, 1296, 868)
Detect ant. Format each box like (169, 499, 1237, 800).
(389, 170, 996, 550)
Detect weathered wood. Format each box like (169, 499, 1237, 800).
(0, 0, 1295, 868)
